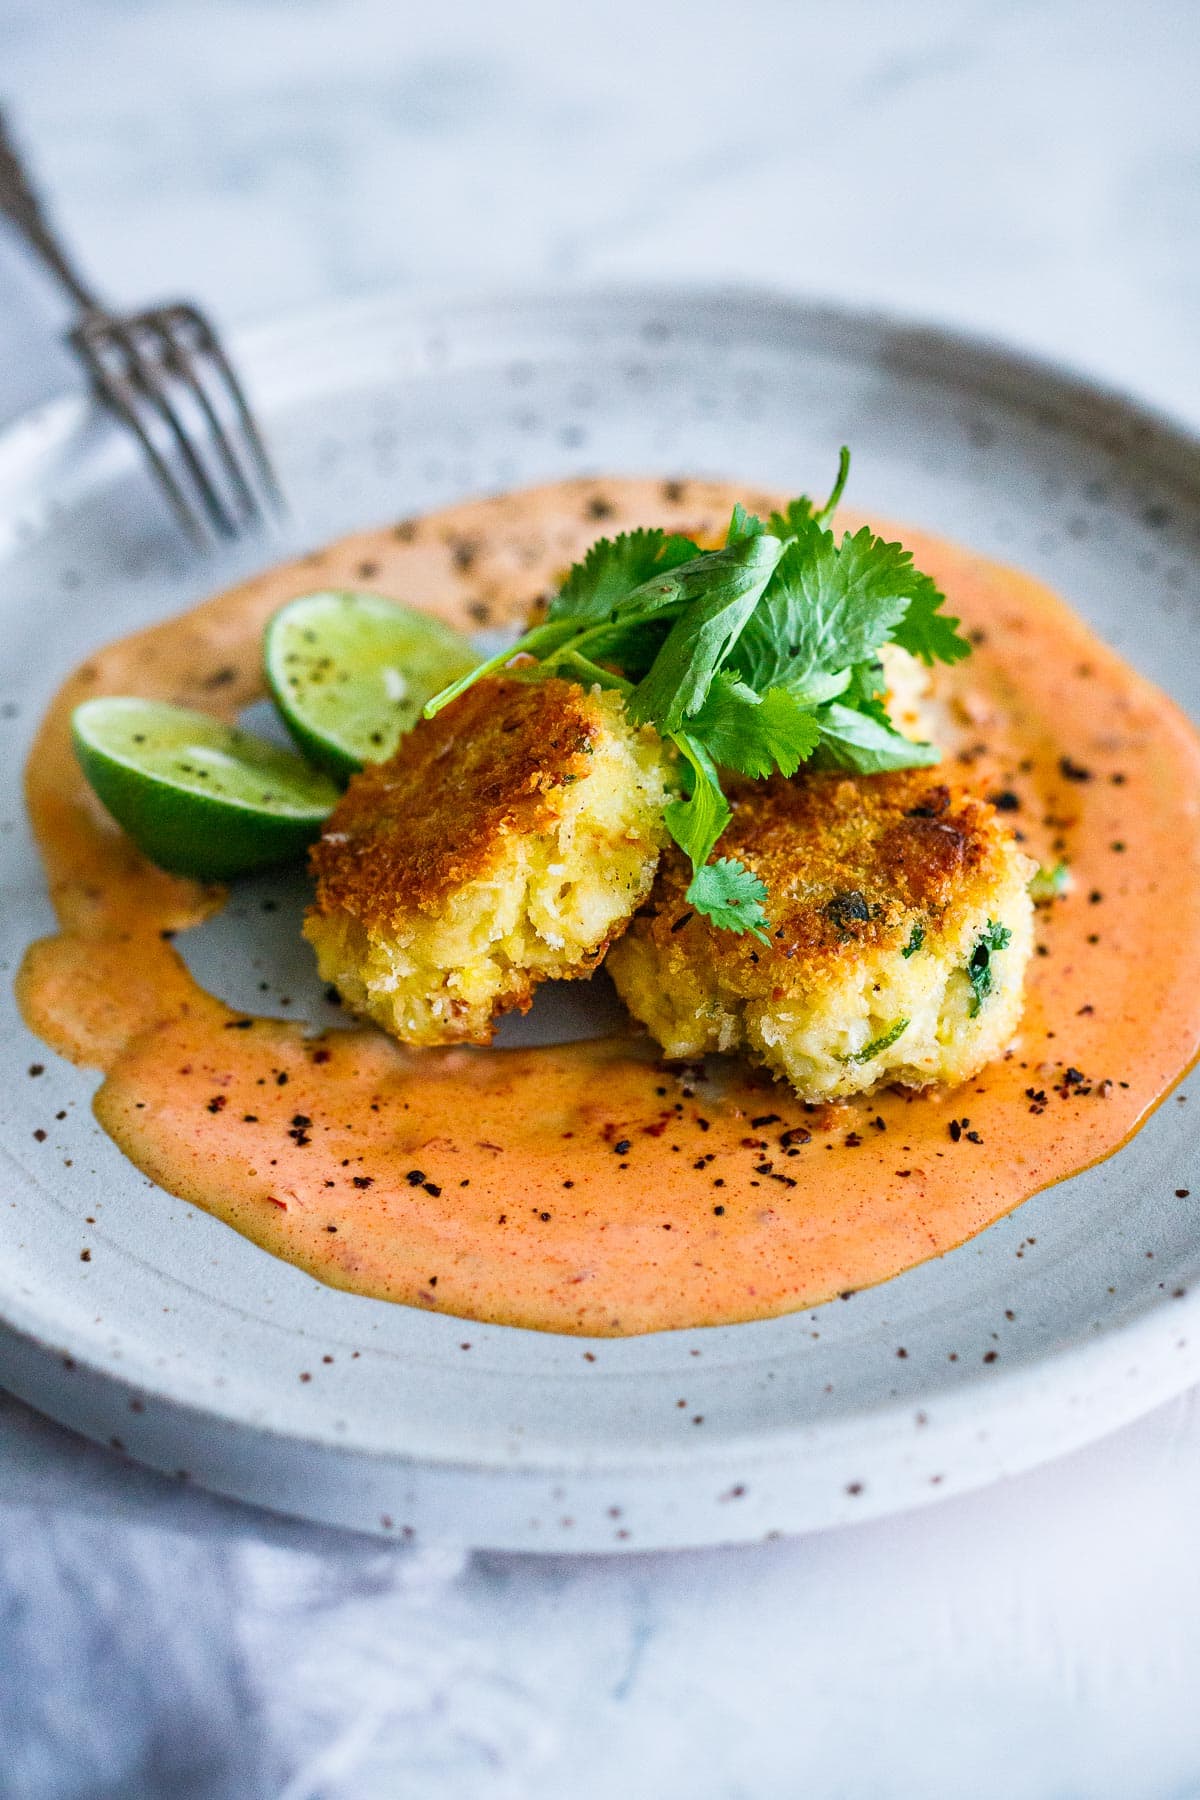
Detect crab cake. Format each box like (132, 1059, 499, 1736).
(305, 673, 674, 1046)
(608, 770, 1035, 1101)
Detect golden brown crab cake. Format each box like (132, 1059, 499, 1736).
(305, 673, 674, 1046)
(607, 769, 1035, 1101)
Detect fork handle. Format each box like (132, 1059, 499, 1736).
(0, 109, 100, 312)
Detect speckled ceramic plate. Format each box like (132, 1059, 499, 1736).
(1, 287, 1198, 1552)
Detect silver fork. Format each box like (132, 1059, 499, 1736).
(0, 108, 282, 545)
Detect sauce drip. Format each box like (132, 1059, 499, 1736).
(17, 478, 1200, 1335)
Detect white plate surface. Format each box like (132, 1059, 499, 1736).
(1, 287, 1199, 1552)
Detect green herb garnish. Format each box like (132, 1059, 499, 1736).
(840, 1018, 910, 1064)
(684, 857, 770, 934)
(426, 452, 970, 937)
(1029, 860, 1072, 903)
(967, 919, 1013, 1016)
(902, 922, 925, 959)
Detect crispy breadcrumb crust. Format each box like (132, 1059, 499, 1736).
(703, 771, 1009, 967)
(305, 674, 674, 1045)
(309, 674, 604, 926)
(608, 768, 1035, 1100)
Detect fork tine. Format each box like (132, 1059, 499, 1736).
(141, 313, 263, 528)
(115, 322, 241, 539)
(4, 107, 276, 548)
(76, 314, 240, 539)
(72, 325, 207, 546)
(169, 304, 284, 512)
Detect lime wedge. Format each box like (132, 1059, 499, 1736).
(263, 590, 478, 780)
(72, 697, 339, 880)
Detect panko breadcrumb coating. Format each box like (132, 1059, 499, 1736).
(608, 769, 1035, 1101)
(305, 673, 674, 1046)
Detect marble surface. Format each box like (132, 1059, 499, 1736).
(1, 1, 1199, 1795)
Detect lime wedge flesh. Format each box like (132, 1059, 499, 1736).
(263, 590, 478, 780)
(72, 696, 339, 880)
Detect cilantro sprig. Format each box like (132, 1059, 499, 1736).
(967, 919, 1013, 1015)
(425, 452, 970, 939)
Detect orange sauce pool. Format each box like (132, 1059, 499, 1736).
(16, 477, 1200, 1335)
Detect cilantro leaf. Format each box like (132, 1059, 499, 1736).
(662, 733, 730, 871)
(548, 541, 767, 682)
(768, 496, 815, 539)
(967, 919, 1013, 1015)
(840, 1017, 909, 1064)
(738, 523, 972, 697)
(564, 620, 668, 684)
(688, 674, 820, 779)
(812, 701, 940, 774)
(840, 657, 887, 709)
(550, 529, 699, 626)
(685, 857, 770, 941)
(726, 503, 766, 545)
(733, 523, 913, 696)
(888, 569, 971, 667)
(662, 733, 771, 940)
(627, 532, 786, 734)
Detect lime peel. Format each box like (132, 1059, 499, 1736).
(72, 696, 338, 881)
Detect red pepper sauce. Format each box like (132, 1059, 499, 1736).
(16, 478, 1200, 1334)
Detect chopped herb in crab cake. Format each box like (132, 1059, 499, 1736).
(305, 673, 675, 1046)
(607, 769, 1035, 1103)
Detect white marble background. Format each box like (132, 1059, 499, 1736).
(1, 1, 1200, 1796)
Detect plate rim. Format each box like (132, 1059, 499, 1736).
(2, 279, 1199, 1543)
(7, 276, 1200, 505)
